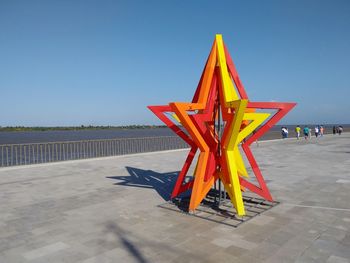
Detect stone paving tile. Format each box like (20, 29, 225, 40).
(0, 134, 350, 262)
(327, 255, 350, 263)
(248, 214, 275, 226)
(210, 232, 258, 250)
(211, 238, 237, 249)
(265, 229, 296, 246)
(23, 242, 69, 260)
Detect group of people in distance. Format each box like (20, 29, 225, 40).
(282, 125, 345, 140)
(298, 125, 324, 140)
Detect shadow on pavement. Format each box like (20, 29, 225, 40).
(106, 166, 180, 201)
(106, 167, 278, 228)
(106, 221, 149, 263)
(105, 221, 207, 262)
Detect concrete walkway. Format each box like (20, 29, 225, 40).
(0, 134, 349, 263)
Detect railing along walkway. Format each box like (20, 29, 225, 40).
(0, 136, 188, 167)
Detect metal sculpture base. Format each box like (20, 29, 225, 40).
(159, 191, 279, 228)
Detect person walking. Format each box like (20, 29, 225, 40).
(295, 125, 301, 140)
(338, 126, 343, 135)
(320, 125, 324, 136)
(333, 126, 336, 135)
(314, 126, 319, 138)
(303, 126, 310, 140)
(281, 127, 288, 139)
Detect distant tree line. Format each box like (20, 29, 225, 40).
(0, 125, 168, 132)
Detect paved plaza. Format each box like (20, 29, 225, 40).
(0, 134, 350, 263)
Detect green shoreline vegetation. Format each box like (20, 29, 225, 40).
(0, 125, 167, 132)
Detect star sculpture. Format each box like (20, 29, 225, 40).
(148, 35, 296, 216)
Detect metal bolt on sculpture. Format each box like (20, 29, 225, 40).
(148, 35, 296, 216)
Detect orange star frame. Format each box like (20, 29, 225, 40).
(148, 35, 296, 216)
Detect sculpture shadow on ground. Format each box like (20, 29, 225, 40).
(107, 167, 279, 227)
(107, 166, 187, 201)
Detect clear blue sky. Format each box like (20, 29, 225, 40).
(1, 0, 349, 126)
